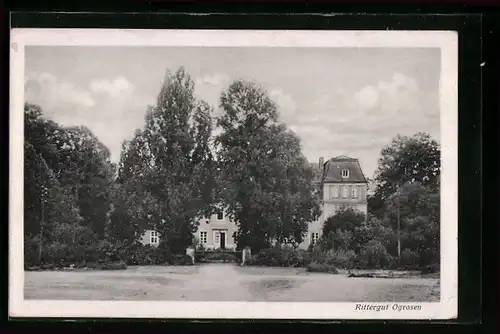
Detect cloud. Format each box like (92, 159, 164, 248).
(25, 72, 153, 162)
(25, 72, 95, 109)
(346, 72, 439, 133)
(278, 72, 440, 177)
(269, 89, 298, 113)
(194, 73, 232, 115)
(24, 69, 439, 178)
(195, 73, 230, 87)
(90, 76, 132, 97)
(354, 86, 379, 109)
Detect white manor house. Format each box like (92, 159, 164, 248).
(141, 156, 368, 250)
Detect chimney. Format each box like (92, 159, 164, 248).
(319, 157, 324, 168)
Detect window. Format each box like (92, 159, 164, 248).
(352, 187, 358, 198)
(343, 186, 349, 198)
(341, 169, 349, 178)
(216, 210, 224, 220)
(311, 232, 320, 245)
(331, 186, 339, 198)
(200, 231, 208, 244)
(150, 231, 159, 244)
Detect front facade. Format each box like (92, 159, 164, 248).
(299, 156, 368, 250)
(140, 210, 238, 250)
(140, 155, 368, 250)
(194, 209, 238, 250)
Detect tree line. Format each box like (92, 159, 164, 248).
(23, 67, 440, 270)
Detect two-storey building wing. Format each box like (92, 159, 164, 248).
(299, 155, 368, 249)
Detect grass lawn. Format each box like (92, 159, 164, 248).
(24, 264, 440, 302)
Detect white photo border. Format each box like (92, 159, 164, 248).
(9, 28, 458, 320)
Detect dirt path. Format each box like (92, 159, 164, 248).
(179, 264, 255, 301)
(24, 264, 440, 302)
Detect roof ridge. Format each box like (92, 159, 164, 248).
(331, 155, 357, 161)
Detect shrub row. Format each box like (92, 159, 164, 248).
(25, 260, 128, 271)
(25, 238, 194, 269)
(306, 262, 339, 274)
(244, 244, 440, 273)
(244, 246, 309, 267)
(197, 252, 240, 263)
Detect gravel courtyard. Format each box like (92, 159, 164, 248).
(24, 264, 440, 302)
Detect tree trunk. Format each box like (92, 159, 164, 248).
(396, 188, 401, 261)
(38, 201, 44, 264)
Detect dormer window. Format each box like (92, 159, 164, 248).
(216, 210, 224, 220)
(341, 169, 349, 178)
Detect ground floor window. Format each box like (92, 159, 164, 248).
(150, 231, 159, 244)
(200, 231, 208, 244)
(311, 232, 320, 245)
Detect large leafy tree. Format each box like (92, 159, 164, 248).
(369, 133, 440, 218)
(322, 207, 367, 235)
(24, 104, 84, 264)
(58, 126, 114, 238)
(216, 80, 321, 251)
(384, 181, 440, 265)
(24, 103, 114, 239)
(320, 207, 367, 252)
(114, 67, 216, 252)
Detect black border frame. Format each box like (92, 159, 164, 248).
(4, 7, 489, 333)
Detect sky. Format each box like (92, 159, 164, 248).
(24, 46, 441, 178)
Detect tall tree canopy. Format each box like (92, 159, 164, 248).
(384, 181, 440, 265)
(365, 132, 440, 266)
(112, 67, 216, 252)
(216, 80, 321, 251)
(24, 103, 114, 264)
(25, 103, 114, 239)
(369, 132, 440, 218)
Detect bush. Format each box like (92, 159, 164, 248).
(102, 261, 127, 270)
(323, 249, 358, 269)
(202, 252, 239, 263)
(24, 236, 40, 266)
(400, 248, 420, 269)
(421, 262, 440, 274)
(358, 240, 393, 269)
(86, 261, 100, 269)
(244, 246, 309, 267)
(306, 262, 339, 274)
(171, 254, 194, 265)
(122, 243, 174, 265)
(322, 208, 366, 236)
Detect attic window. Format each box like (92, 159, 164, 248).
(341, 169, 349, 178)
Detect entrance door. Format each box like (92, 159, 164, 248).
(220, 232, 226, 250)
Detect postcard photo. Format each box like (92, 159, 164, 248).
(9, 29, 457, 319)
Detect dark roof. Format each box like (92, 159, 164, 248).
(322, 156, 367, 183)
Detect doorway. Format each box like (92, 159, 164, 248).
(220, 232, 226, 250)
